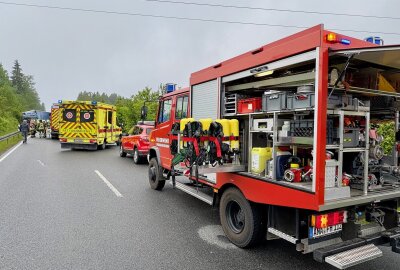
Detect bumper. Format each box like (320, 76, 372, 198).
(138, 149, 149, 156)
(61, 143, 97, 150)
(314, 226, 400, 263)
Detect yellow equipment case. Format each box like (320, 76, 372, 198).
(59, 100, 121, 150)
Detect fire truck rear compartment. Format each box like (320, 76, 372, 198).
(220, 47, 400, 206)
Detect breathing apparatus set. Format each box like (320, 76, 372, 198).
(170, 118, 240, 176)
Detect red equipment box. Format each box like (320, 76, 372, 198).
(238, 97, 262, 114)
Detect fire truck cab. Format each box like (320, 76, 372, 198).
(148, 25, 400, 269)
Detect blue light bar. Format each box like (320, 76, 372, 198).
(58, 100, 62, 103)
(91, 101, 97, 105)
(340, 39, 351, 45)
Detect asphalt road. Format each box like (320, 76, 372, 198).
(0, 138, 399, 270)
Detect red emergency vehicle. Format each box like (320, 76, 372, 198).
(120, 121, 154, 164)
(148, 25, 400, 268)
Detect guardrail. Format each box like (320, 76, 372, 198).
(0, 131, 20, 143)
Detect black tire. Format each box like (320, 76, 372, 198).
(219, 188, 263, 248)
(133, 148, 141, 164)
(97, 141, 106, 150)
(119, 145, 127, 157)
(148, 158, 165, 191)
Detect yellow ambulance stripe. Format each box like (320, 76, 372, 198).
(51, 112, 60, 129)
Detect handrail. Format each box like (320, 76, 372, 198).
(0, 131, 20, 143)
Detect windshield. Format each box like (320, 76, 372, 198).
(146, 128, 153, 135)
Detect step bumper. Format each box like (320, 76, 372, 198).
(314, 226, 400, 268)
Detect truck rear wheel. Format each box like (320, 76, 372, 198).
(148, 158, 165, 190)
(220, 187, 263, 248)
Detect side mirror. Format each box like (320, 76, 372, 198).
(141, 106, 148, 121)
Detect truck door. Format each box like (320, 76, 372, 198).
(154, 97, 173, 167)
(174, 95, 189, 122)
(107, 110, 113, 143)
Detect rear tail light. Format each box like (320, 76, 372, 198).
(89, 139, 96, 143)
(60, 138, 67, 142)
(310, 211, 347, 229)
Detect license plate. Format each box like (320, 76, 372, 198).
(74, 139, 83, 143)
(309, 224, 342, 239)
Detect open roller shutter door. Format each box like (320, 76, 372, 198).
(192, 79, 219, 119)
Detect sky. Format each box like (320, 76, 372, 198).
(1, 0, 400, 110)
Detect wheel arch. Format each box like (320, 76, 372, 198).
(215, 183, 241, 208)
(149, 146, 161, 164)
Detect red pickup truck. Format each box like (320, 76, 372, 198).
(119, 122, 154, 164)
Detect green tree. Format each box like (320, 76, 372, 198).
(0, 60, 45, 135)
(0, 64, 22, 135)
(11, 60, 24, 94)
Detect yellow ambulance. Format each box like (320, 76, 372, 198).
(59, 100, 121, 150)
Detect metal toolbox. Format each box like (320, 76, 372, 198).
(262, 91, 288, 112)
(343, 128, 360, 148)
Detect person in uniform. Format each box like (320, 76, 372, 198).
(19, 119, 29, 143)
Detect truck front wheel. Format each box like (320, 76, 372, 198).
(148, 158, 165, 191)
(220, 187, 263, 248)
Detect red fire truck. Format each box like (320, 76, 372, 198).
(147, 25, 400, 268)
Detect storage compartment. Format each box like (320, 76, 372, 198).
(238, 97, 262, 114)
(224, 94, 238, 115)
(289, 119, 336, 144)
(347, 68, 397, 92)
(287, 93, 353, 110)
(262, 91, 288, 112)
(287, 93, 315, 109)
(253, 118, 284, 132)
(343, 128, 360, 148)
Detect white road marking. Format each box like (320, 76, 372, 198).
(0, 141, 23, 163)
(198, 225, 238, 250)
(94, 170, 123, 197)
(37, 160, 45, 166)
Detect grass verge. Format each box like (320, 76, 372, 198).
(0, 133, 22, 156)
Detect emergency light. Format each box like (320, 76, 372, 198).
(364, 36, 384, 45)
(91, 101, 97, 105)
(58, 100, 62, 104)
(326, 32, 351, 45)
(166, 83, 176, 93)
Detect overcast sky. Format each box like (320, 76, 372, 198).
(1, 0, 399, 110)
